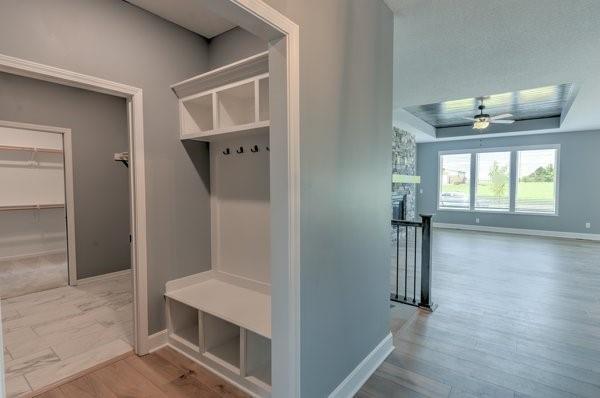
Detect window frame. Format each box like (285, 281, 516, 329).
(437, 144, 560, 216)
(437, 152, 472, 211)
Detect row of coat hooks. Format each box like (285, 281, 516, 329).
(222, 145, 269, 155)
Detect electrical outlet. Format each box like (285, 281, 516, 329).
(586, 222, 591, 229)
(475, 218, 480, 224)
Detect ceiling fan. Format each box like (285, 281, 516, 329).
(463, 101, 515, 130)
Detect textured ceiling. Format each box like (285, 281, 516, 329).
(404, 84, 573, 128)
(389, 0, 600, 141)
(125, 0, 236, 39)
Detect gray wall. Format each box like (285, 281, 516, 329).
(0, 0, 211, 333)
(211, 2, 394, 396)
(208, 27, 267, 70)
(0, 72, 130, 278)
(417, 131, 600, 234)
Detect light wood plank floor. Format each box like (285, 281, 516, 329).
(32, 346, 249, 398)
(2, 272, 133, 397)
(360, 228, 600, 398)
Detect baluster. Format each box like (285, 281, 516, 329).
(418, 214, 437, 312)
(404, 226, 408, 301)
(395, 223, 400, 299)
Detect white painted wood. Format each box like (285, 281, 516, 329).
(210, 133, 270, 284)
(182, 122, 269, 142)
(202, 312, 241, 371)
(165, 269, 216, 292)
(245, 330, 271, 386)
(171, 51, 268, 98)
(258, 78, 270, 122)
(147, 329, 168, 353)
(433, 222, 600, 241)
(328, 333, 394, 398)
(165, 274, 271, 338)
(0, 54, 149, 356)
(167, 298, 200, 351)
(217, 81, 256, 128)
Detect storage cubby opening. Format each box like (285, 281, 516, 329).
(258, 78, 269, 122)
(245, 330, 271, 386)
(203, 312, 241, 370)
(182, 94, 214, 133)
(169, 299, 199, 349)
(217, 82, 255, 129)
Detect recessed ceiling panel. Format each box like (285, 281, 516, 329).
(404, 84, 574, 128)
(125, 0, 237, 39)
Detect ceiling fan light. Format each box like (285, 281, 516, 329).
(473, 120, 490, 130)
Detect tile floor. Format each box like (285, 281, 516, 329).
(1, 271, 133, 397)
(0, 252, 68, 299)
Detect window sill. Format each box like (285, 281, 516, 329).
(437, 207, 559, 217)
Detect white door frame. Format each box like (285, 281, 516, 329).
(0, 54, 150, 356)
(221, 1, 301, 396)
(0, 120, 77, 286)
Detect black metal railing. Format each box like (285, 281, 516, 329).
(390, 214, 436, 311)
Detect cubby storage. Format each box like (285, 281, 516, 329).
(167, 299, 199, 351)
(172, 51, 269, 142)
(180, 93, 213, 134)
(244, 330, 271, 386)
(167, 51, 272, 397)
(203, 313, 241, 370)
(217, 81, 255, 128)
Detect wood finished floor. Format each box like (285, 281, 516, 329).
(33, 346, 249, 398)
(360, 228, 600, 398)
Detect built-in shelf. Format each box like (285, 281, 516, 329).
(0, 144, 63, 154)
(168, 299, 200, 351)
(0, 203, 65, 212)
(172, 52, 270, 142)
(165, 273, 270, 338)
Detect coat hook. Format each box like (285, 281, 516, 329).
(223, 148, 230, 155)
(266, 146, 270, 151)
(236, 146, 244, 154)
(250, 145, 259, 153)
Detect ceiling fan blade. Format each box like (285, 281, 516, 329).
(461, 117, 477, 121)
(490, 113, 513, 120)
(490, 119, 515, 124)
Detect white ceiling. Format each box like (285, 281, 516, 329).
(386, 0, 600, 142)
(125, 0, 236, 39)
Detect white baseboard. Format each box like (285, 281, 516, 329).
(434, 222, 600, 241)
(148, 329, 168, 353)
(328, 333, 394, 398)
(76, 269, 131, 285)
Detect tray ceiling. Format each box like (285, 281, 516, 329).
(404, 84, 574, 129)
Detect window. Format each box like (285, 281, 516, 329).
(439, 153, 471, 210)
(475, 151, 511, 211)
(437, 146, 559, 215)
(516, 149, 558, 214)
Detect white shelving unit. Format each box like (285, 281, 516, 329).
(171, 51, 269, 142)
(166, 52, 272, 397)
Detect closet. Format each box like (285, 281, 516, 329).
(165, 51, 272, 396)
(0, 125, 67, 297)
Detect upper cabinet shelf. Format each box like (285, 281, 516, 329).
(171, 52, 269, 142)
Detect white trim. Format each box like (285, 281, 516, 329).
(0, 54, 149, 356)
(434, 223, 600, 241)
(0, 120, 77, 285)
(77, 269, 132, 285)
(147, 329, 168, 353)
(224, 1, 301, 396)
(328, 333, 394, 398)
